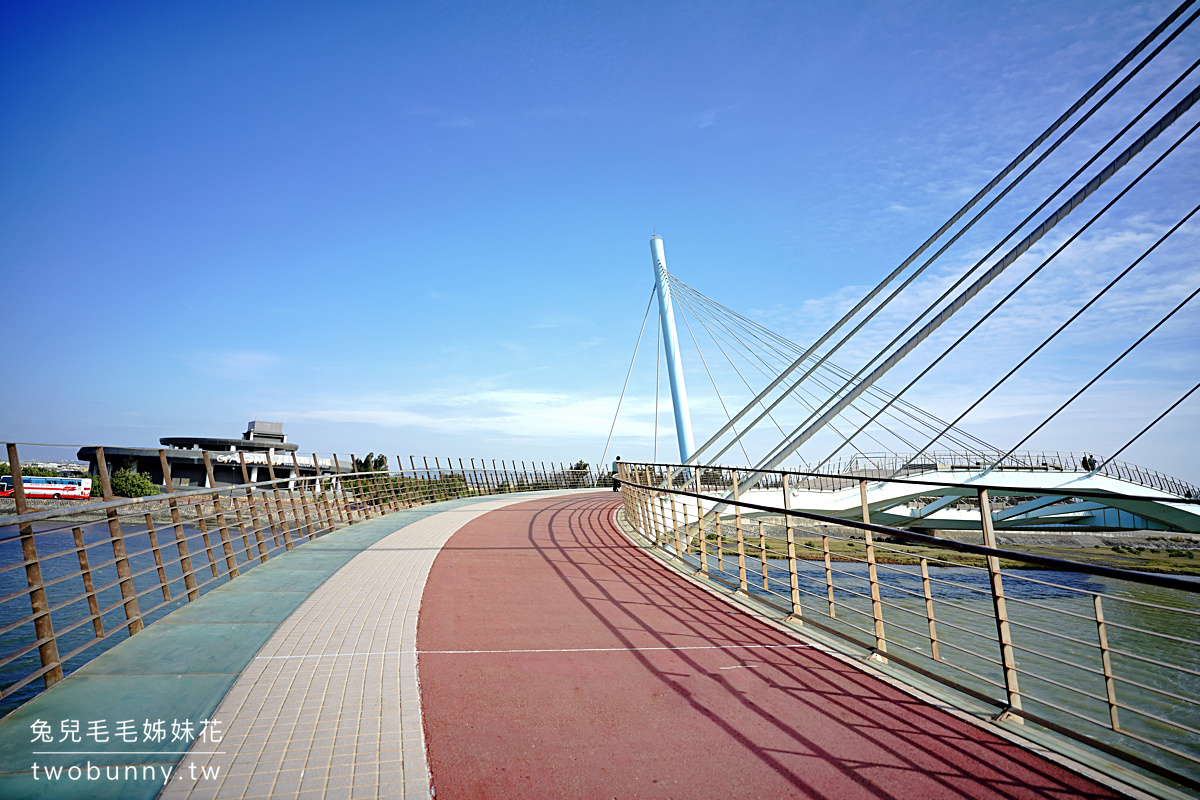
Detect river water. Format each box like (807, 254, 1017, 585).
(0, 517, 287, 715)
(688, 548, 1200, 787)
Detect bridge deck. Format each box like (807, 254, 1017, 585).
(418, 493, 1120, 799)
(0, 492, 1125, 799)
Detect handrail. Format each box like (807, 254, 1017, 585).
(819, 450, 1200, 498)
(0, 468, 600, 530)
(626, 459, 1200, 506)
(617, 476, 1200, 593)
(0, 449, 608, 715)
(617, 460, 1200, 792)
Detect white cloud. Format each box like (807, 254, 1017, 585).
(693, 104, 738, 129)
(283, 388, 657, 441)
(190, 351, 282, 379)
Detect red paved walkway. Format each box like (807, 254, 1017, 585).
(418, 493, 1120, 799)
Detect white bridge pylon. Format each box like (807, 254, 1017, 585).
(642, 24, 1200, 532)
(644, 231, 1200, 533)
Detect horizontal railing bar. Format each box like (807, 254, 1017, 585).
(1004, 620, 1104, 651)
(917, 593, 999, 620)
(637, 458, 1200, 505)
(1104, 646, 1200, 678)
(1015, 668, 1110, 705)
(1021, 693, 1118, 732)
(1112, 673, 1200, 707)
(0, 661, 59, 700)
(1, 468, 597, 529)
(619, 476, 1200, 593)
(0, 636, 49, 670)
(1008, 642, 1106, 677)
(1101, 620, 1200, 647)
(1113, 702, 1200, 738)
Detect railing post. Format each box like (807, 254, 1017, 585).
(624, 463, 637, 528)
(622, 462, 634, 524)
(159, 450, 199, 600)
(979, 488, 1022, 721)
(647, 469, 660, 545)
(382, 456, 399, 510)
(238, 452, 269, 562)
(143, 513, 171, 601)
(479, 459, 492, 495)
(196, 514, 220, 576)
(7, 443, 63, 687)
(290, 452, 316, 539)
(203, 451, 240, 577)
(921, 557, 940, 660)
(694, 476, 709, 575)
(733, 470, 748, 593)
(333, 455, 356, 523)
(644, 466, 656, 540)
(1094, 595, 1120, 731)
(823, 527, 836, 618)
(230, 497, 254, 563)
(266, 458, 294, 549)
(230, 454, 253, 560)
(669, 491, 682, 555)
(72, 525, 103, 638)
(95, 447, 144, 636)
(655, 494, 666, 547)
(782, 475, 802, 621)
(715, 503, 724, 575)
(681, 505, 691, 557)
(643, 465, 652, 542)
(630, 471, 639, 528)
(758, 521, 769, 591)
(859, 480, 886, 658)
(311, 453, 334, 530)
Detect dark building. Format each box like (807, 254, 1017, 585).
(78, 421, 339, 489)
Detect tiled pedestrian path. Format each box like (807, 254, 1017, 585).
(0, 490, 583, 800)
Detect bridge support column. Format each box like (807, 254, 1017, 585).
(650, 236, 696, 463)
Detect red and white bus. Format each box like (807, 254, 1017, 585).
(0, 476, 93, 499)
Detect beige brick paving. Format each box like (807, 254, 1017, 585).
(162, 493, 575, 800)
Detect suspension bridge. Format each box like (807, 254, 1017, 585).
(1, 3, 1199, 799)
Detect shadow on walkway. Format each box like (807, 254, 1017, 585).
(419, 493, 1119, 799)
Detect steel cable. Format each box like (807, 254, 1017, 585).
(670, 277, 996, 454)
(891, 196, 1200, 476)
(598, 286, 655, 473)
(675, 2, 1197, 468)
(753, 83, 1200, 480)
(671, 287, 908, 458)
(815, 120, 1200, 471)
(1099, 381, 1200, 472)
(1000, 285, 1200, 459)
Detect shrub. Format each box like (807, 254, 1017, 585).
(108, 468, 159, 498)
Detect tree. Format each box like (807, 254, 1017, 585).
(0, 462, 61, 478)
(566, 460, 591, 489)
(354, 453, 390, 472)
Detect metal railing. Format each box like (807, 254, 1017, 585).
(0, 442, 605, 714)
(618, 461, 1200, 793)
(814, 451, 1200, 499)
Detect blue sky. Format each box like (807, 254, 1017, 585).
(3, 0, 1197, 480)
